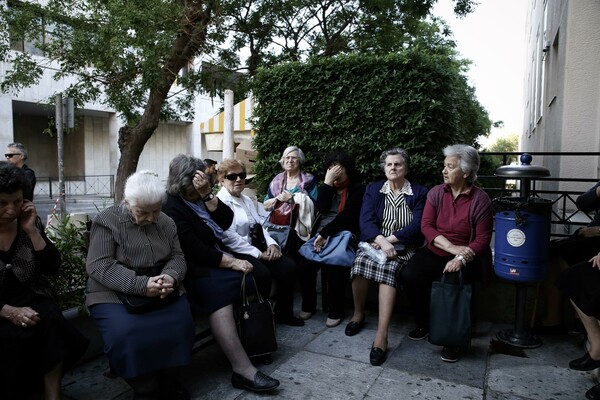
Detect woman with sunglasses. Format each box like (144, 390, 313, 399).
(216, 159, 302, 327)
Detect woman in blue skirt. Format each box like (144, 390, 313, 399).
(86, 170, 194, 399)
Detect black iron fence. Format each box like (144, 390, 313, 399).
(478, 151, 600, 238)
(34, 175, 115, 200)
(30, 152, 600, 238)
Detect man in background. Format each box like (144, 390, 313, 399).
(5, 142, 36, 201)
(204, 158, 218, 187)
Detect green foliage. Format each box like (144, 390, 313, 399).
(478, 133, 520, 193)
(46, 215, 89, 310)
(251, 51, 491, 195)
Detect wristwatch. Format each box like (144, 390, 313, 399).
(201, 192, 214, 202)
(455, 254, 467, 266)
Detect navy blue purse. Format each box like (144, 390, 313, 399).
(298, 230, 356, 267)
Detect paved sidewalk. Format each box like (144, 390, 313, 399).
(54, 298, 594, 400)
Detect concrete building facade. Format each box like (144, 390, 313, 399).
(522, 0, 600, 195)
(0, 13, 221, 199)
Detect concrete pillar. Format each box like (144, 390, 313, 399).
(0, 95, 14, 144)
(108, 113, 121, 176)
(223, 89, 235, 160)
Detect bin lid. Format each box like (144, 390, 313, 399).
(495, 153, 550, 178)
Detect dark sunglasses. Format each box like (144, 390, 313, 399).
(5, 153, 22, 158)
(225, 172, 247, 181)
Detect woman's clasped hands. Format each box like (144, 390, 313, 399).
(261, 244, 282, 261)
(8, 306, 40, 328)
(146, 274, 176, 299)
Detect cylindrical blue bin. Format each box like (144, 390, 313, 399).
(493, 197, 553, 283)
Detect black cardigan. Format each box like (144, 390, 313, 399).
(163, 194, 234, 277)
(314, 181, 365, 239)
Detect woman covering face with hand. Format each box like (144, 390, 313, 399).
(298, 150, 365, 328)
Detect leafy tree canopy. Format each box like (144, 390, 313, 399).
(0, 0, 480, 199)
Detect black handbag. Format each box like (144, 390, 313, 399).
(250, 223, 268, 251)
(115, 265, 178, 314)
(428, 271, 472, 348)
(235, 276, 278, 357)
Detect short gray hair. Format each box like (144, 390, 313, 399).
(123, 170, 166, 206)
(443, 144, 480, 183)
(379, 147, 410, 172)
(279, 146, 305, 168)
(7, 142, 27, 160)
(167, 154, 206, 196)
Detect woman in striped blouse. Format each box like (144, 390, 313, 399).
(86, 170, 194, 399)
(345, 148, 428, 366)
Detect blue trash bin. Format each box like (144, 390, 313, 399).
(493, 197, 553, 283)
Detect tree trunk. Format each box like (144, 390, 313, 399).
(113, 1, 214, 201)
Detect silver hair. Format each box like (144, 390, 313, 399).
(278, 146, 305, 168)
(379, 147, 410, 172)
(7, 142, 27, 160)
(167, 154, 206, 196)
(443, 144, 480, 183)
(123, 170, 166, 206)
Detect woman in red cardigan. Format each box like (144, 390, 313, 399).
(401, 144, 493, 363)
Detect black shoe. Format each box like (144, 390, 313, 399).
(275, 315, 305, 326)
(231, 371, 280, 392)
(408, 326, 429, 341)
(586, 383, 600, 400)
(370, 345, 387, 366)
(345, 320, 365, 336)
(441, 346, 460, 363)
(569, 352, 600, 371)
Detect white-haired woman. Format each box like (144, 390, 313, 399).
(401, 144, 493, 363)
(262, 146, 317, 254)
(86, 170, 194, 399)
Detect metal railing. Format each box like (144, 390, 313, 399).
(29, 152, 600, 237)
(478, 151, 600, 238)
(34, 175, 115, 200)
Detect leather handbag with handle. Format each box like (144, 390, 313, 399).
(235, 276, 278, 357)
(428, 271, 472, 348)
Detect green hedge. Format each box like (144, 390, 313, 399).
(250, 51, 490, 195)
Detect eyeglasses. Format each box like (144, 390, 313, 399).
(224, 172, 247, 181)
(5, 153, 22, 158)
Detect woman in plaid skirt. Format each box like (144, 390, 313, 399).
(344, 148, 428, 366)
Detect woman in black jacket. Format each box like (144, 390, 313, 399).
(162, 154, 279, 393)
(298, 151, 365, 328)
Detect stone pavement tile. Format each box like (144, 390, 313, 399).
(239, 350, 381, 399)
(386, 333, 490, 389)
(486, 359, 591, 400)
(276, 313, 328, 349)
(366, 368, 484, 399)
(304, 325, 403, 364)
(486, 332, 592, 400)
(61, 356, 130, 400)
